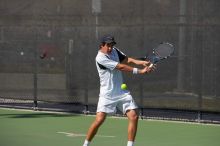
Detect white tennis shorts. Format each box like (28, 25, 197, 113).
(96, 93, 138, 114)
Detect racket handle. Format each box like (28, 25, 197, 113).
(149, 63, 154, 68)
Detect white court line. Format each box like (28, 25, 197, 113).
(57, 132, 115, 138)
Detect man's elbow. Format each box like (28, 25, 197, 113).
(116, 63, 126, 70)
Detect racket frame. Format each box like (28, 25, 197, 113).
(148, 42, 174, 68)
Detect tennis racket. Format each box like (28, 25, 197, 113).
(141, 42, 174, 67)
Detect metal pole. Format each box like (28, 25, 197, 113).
(32, 3, 38, 110)
(84, 0, 101, 114)
(66, 39, 74, 98)
(139, 0, 145, 120)
(95, 15, 99, 39)
(198, 1, 205, 122)
(92, 0, 101, 40)
(177, 0, 187, 91)
(33, 31, 38, 109)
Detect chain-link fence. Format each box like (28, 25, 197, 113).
(0, 0, 219, 122)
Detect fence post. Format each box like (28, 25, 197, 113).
(177, 0, 187, 92)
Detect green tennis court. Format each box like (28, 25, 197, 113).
(0, 108, 220, 146)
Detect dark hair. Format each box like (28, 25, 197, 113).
(99, 42, 115, 49)
(99, 42, 106, 49)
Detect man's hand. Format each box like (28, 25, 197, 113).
(139, 65, 156, 74)
(138, 60, 151, 67)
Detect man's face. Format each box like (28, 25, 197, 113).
(106, 43, 114, 53)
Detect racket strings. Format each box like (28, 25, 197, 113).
(155, 44, 174, 58)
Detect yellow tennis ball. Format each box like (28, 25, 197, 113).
(121, 84, 127, 90)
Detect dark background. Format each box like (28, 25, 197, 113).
(0, 0, 219, 121)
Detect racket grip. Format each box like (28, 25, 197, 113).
(149, 63, 154, 68)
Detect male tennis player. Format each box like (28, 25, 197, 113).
(83, 35, 154, 146)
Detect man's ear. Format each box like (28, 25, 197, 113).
(100, 43, 106, 48)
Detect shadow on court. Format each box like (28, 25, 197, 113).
(0, 112, 78, 118)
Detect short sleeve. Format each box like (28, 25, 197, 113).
(96, 54, 118, 70)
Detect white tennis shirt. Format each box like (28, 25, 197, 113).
(95, 47, 130, 99)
